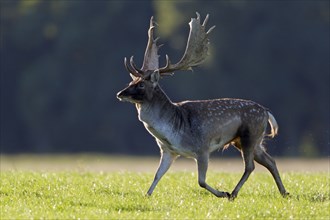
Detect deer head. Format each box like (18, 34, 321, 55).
(117, 13, 215, 104)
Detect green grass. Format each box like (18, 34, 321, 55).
(1, 171, 329, 219)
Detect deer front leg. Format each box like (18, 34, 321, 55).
(146, 150, 178, 196)
(197, 153, 230, 198)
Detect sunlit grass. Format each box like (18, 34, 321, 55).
(1, 171, 329, 219)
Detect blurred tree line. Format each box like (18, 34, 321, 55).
(1, 0, 329, 157)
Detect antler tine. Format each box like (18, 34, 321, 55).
(202, 13, 209, 27)
(124, 57, 142, 77)
(124, 57, 132, 73)
(160, 55, 174, 76)
(206, 25, 216, 35)
(130, 56, 143, 74)
(149, 17, 155, 40)
(158, 13, 215, 75)
(164, 54, 171, 68)
(196, 12, 201, 21)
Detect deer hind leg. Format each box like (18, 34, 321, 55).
(254, 145, 289, 197)
(146, 151, 178, 196)
(196, 153, 230, 198)
(230, 132, 256, 200)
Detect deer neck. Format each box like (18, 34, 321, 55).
(136, 85, 178, 127)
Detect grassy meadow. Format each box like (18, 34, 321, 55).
(0, 155, 329, 219)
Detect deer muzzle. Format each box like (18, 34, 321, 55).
(116, 90, 126, 101)
(117, 88, 142, 104)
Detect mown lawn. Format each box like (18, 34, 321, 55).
(0, 171, 329, 219)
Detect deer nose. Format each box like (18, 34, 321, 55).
(116, 90, 124, 100)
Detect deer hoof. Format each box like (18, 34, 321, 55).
(228, 193, 237, 201)
(282, 191, 290, 198)
(216, 191, 231, 198)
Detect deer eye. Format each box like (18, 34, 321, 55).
(138, 82, 145, 89)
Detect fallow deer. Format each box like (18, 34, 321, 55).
(117, 13, 288, 200)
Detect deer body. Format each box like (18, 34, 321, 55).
(137, 86, 267, 157)
(117, 13, 288, 199)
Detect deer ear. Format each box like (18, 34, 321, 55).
(150, 71, 160, 86)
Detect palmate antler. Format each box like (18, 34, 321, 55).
(124, 12, 215, 78)
(124, 16, 160, 78)
(159, 13, 215, 75)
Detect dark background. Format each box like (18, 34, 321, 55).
(1, 0, 329, 157)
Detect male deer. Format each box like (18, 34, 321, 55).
(117, 13, 288, 200)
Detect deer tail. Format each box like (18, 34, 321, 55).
(267, 111, 278, 138)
